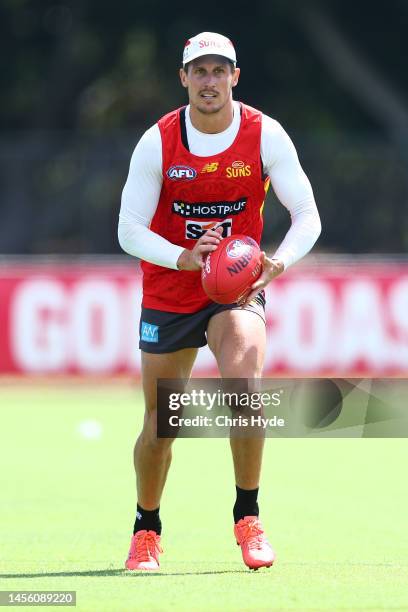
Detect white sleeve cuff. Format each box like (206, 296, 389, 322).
(118, 216, 185, 269)
(271, 208, 322, 269)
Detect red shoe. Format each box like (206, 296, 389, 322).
(234, 516, 275, 570)
(125, 530, 163, 570)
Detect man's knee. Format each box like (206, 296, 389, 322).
(137, 409, 174, 452)
(220, 348, 264, 378)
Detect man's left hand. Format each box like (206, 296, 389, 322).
(239, 252, 284, 306)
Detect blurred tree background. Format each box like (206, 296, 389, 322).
(0, 0, 407, 255)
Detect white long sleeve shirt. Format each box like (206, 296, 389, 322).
(118, 101, 321, 270)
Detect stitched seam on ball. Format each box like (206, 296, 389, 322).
(214, 241, 223, 296)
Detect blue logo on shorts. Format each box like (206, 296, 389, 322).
(141, 322, 159, 343)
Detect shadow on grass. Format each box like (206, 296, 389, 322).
(0, 568, 249, 578)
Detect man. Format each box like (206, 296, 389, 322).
(118, 31, 321, 571)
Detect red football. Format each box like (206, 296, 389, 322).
(201, 234, 262, 304)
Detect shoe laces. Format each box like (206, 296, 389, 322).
(239, 519, 265, 550)
(132, 531, 162, 561)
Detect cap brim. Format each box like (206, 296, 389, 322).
(183, 51, 236, 66)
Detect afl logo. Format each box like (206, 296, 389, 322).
(167, 165, 197, 181)
(232, 160, 245, 168)
(226, 239, 250, 259)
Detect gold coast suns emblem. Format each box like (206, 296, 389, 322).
(226, 160, 252, 178)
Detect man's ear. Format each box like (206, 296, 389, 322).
(179, 68, 188, 88)
(232, 67, 240, 88)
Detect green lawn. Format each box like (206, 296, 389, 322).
(0, 385, 407, 611)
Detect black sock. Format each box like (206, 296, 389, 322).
(133, 504, 162, 535)
(233, 486, 259, 523)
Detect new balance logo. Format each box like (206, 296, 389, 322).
(201, 162, 219, 173)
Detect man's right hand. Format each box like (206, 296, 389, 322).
(176, 227, 223, 271)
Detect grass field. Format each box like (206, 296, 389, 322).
(1, 384, 408, 611)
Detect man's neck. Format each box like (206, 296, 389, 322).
(188, 100, 235, 134)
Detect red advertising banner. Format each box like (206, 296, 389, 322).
(0, 262, 407, 376)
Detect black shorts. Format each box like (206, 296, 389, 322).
(139, 292, 266, 354)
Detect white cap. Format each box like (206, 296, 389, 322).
(182, 32, 236, 67)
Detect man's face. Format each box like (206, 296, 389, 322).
(179, 55, 240, 115)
